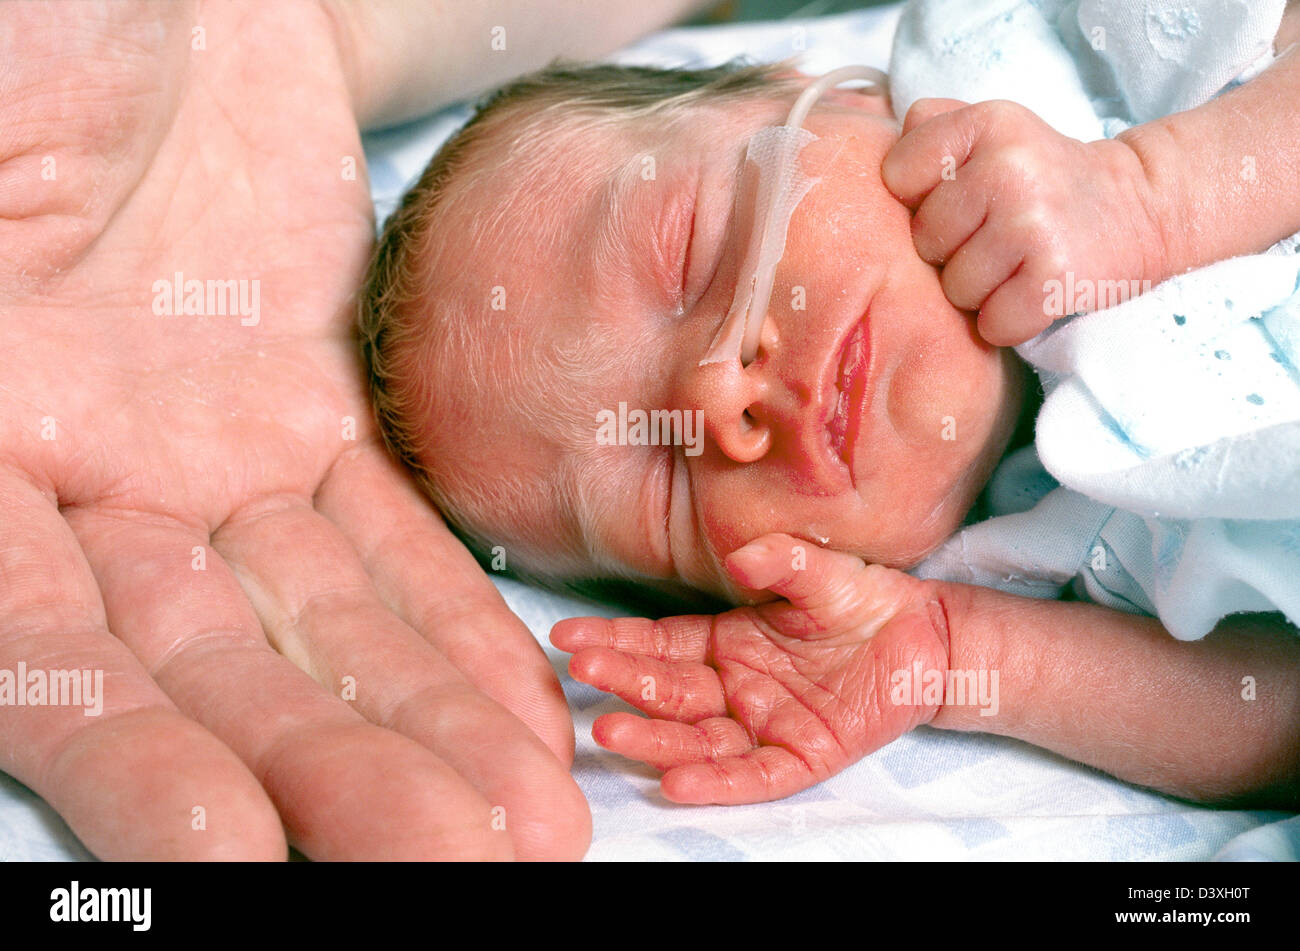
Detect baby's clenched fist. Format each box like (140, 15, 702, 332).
(882, 98, 1170, 346)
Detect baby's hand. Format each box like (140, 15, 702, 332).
(550, 535, 950, 804)
(882, 98, 1168, 346)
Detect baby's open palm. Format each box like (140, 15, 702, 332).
(552, 534, 952, 804)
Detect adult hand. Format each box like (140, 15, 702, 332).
(0, 0, 593, 860)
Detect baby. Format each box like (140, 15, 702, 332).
(359, 9, 1300, 808)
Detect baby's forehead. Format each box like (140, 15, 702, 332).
(481, 93, 773, 192)
(436, 117, 629, 281)
(434, 115, 676, 329)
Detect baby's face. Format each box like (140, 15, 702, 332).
(430, 82, 1027, 601)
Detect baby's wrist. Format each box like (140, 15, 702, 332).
(1104, 129, 1188, 286)
(919, 580, 1018, 734)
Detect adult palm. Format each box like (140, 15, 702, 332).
(0, 0, 586, 860)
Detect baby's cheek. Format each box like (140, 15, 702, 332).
(883, 280, 1003, 452)
(696, 463, 787, 557)
(885, 337, 970, 449)
(693, 460, 848, 582)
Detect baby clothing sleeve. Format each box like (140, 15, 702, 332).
(888, 0, 1287, 139)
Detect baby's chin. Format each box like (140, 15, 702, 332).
(846, 521, 959, 573)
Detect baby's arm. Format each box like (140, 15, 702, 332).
(936, 582, 1300, 807)
(553, 535, 1300, 807)
(1119, 37, 1300, 278)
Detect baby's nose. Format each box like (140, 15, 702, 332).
(683, 359, 771, 464)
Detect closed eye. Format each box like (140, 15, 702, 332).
(678, 201, 696, 309)
(687, 148, 754, 332)
(640, 180, 697, 313)
(661, 447, 676, 573)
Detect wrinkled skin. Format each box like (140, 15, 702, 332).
(0, 0, 589, 860)
(553, 534, 949, 803)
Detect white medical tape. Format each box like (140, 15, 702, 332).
(699, 124, 820, 365)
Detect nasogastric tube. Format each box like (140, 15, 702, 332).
(699, 65, 888, 367)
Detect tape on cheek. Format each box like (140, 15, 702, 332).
(699, 124, 821, 366)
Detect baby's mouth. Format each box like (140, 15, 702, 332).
(826, 314, 872, 489)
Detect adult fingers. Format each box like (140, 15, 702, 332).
(213, 497, 586, 860)
(315, 444, 575, 765)
(70, 503, 510, 860)
(0, 467, 284, 860)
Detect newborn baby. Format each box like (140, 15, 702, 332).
(360, 9, 1300, 808)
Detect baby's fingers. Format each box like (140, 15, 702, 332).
(662, 747, 819, 805)
(592, 713, 750, 772)
(900, 97, 972, 136)
(569, 647, 726, 722)
(725, 533, 867, 629)
(978, 256, 1064, 346)
(938, 221, 1027, 313)
(908, 173, 990, 267)
(551, 614, 711, 664)
(882, 98, 975, 207)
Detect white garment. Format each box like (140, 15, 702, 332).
(888, 0, 1286, 136)
(896, 0, 1300, 639)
